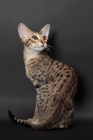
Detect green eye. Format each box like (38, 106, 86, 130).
(32, 35, 38, 40)
(43, 36, 46, 40)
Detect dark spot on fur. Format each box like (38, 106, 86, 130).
(37, 67, 40, 70)
(41, 98, 44, 101)
(53, 97, 56, 102)
(66, 71, 70, 74)
(63, 67, 71, 71)
(31, 76, 35, 79)
(50, 76, 54, 81)
(56, 61, 59, 65)
(63, 79, 67, 83)
(51, 104, 54, 107)
(54, 70, 57, 73)
(35, 85, 40, 88)
(57, 65, 59, 68)
(46, 101, 48, 104)
(56, 73, 60, 77)
(53, 84, 56, 87)
(37, 79, 41, 82)
(59, 67, 62, 70)
(44, 109, 46, 112)
(60, 74, 63, 77)
(61, 84, 63, 87)
(43, 70, 45, 73)
(67, 75, 70, 78)
(27, 61, 36, 67)
(57, 79, 61, 82)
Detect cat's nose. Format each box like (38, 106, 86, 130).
(41, 40, 45, 44)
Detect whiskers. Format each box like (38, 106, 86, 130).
(45, 45, 56, 57)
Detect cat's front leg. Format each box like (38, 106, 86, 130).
(32, 104, 39, 122)
(27, 102, 39, 123)
(28, 105, 39, 122)
(30, 78, 41, 89)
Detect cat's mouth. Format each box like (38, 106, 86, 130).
(33, 44, 47, 51)
(39, 44, 47, 49)
(34, 46, 46, 51)
(42, 44, 44, 47)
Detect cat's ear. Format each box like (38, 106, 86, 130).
(40, 24, 50, 37)
(18, 23, 31, 40)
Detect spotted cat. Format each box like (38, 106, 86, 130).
(8, 23, 78, 129)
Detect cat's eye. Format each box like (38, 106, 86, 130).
(43, 36, 46, 40)
(32, 35, 38, 40)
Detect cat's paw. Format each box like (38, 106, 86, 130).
(60, 122, 71, 129)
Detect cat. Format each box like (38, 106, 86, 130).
(8, 23, 78, 129)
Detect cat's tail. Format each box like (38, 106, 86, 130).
(8, 110, 56, 129)
(8, 110, 30, 127)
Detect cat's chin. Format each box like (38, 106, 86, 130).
(34, 46, 46, 51)
(34, 48, 44, 51)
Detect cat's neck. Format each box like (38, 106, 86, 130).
(23, 47, 40, 62)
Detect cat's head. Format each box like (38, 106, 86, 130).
(18, 23, 50, 52)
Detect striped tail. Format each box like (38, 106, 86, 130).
(8, 110, 29, 127)
(8, 110, 56, 129)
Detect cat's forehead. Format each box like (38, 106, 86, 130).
(33, 31, 45, 36)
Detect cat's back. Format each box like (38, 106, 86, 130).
(38, 52, 77, 84)
(49, 58, 77, 83)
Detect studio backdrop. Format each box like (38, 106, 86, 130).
(0, 0, 93, 122)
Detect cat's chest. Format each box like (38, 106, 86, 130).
(25, 58, 49, 84)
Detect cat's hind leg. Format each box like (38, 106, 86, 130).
(24, 101, 39, 122)
(58, 105, 74, 129)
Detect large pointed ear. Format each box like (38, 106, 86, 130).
(18, 23, 31, 40)
(40, 24, 50, 37)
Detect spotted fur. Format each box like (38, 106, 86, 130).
(8, 23, 78, 129)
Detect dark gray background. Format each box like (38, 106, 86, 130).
(0, 0, 93, 140)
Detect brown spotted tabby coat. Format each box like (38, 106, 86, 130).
(8, 23, 78, 129)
